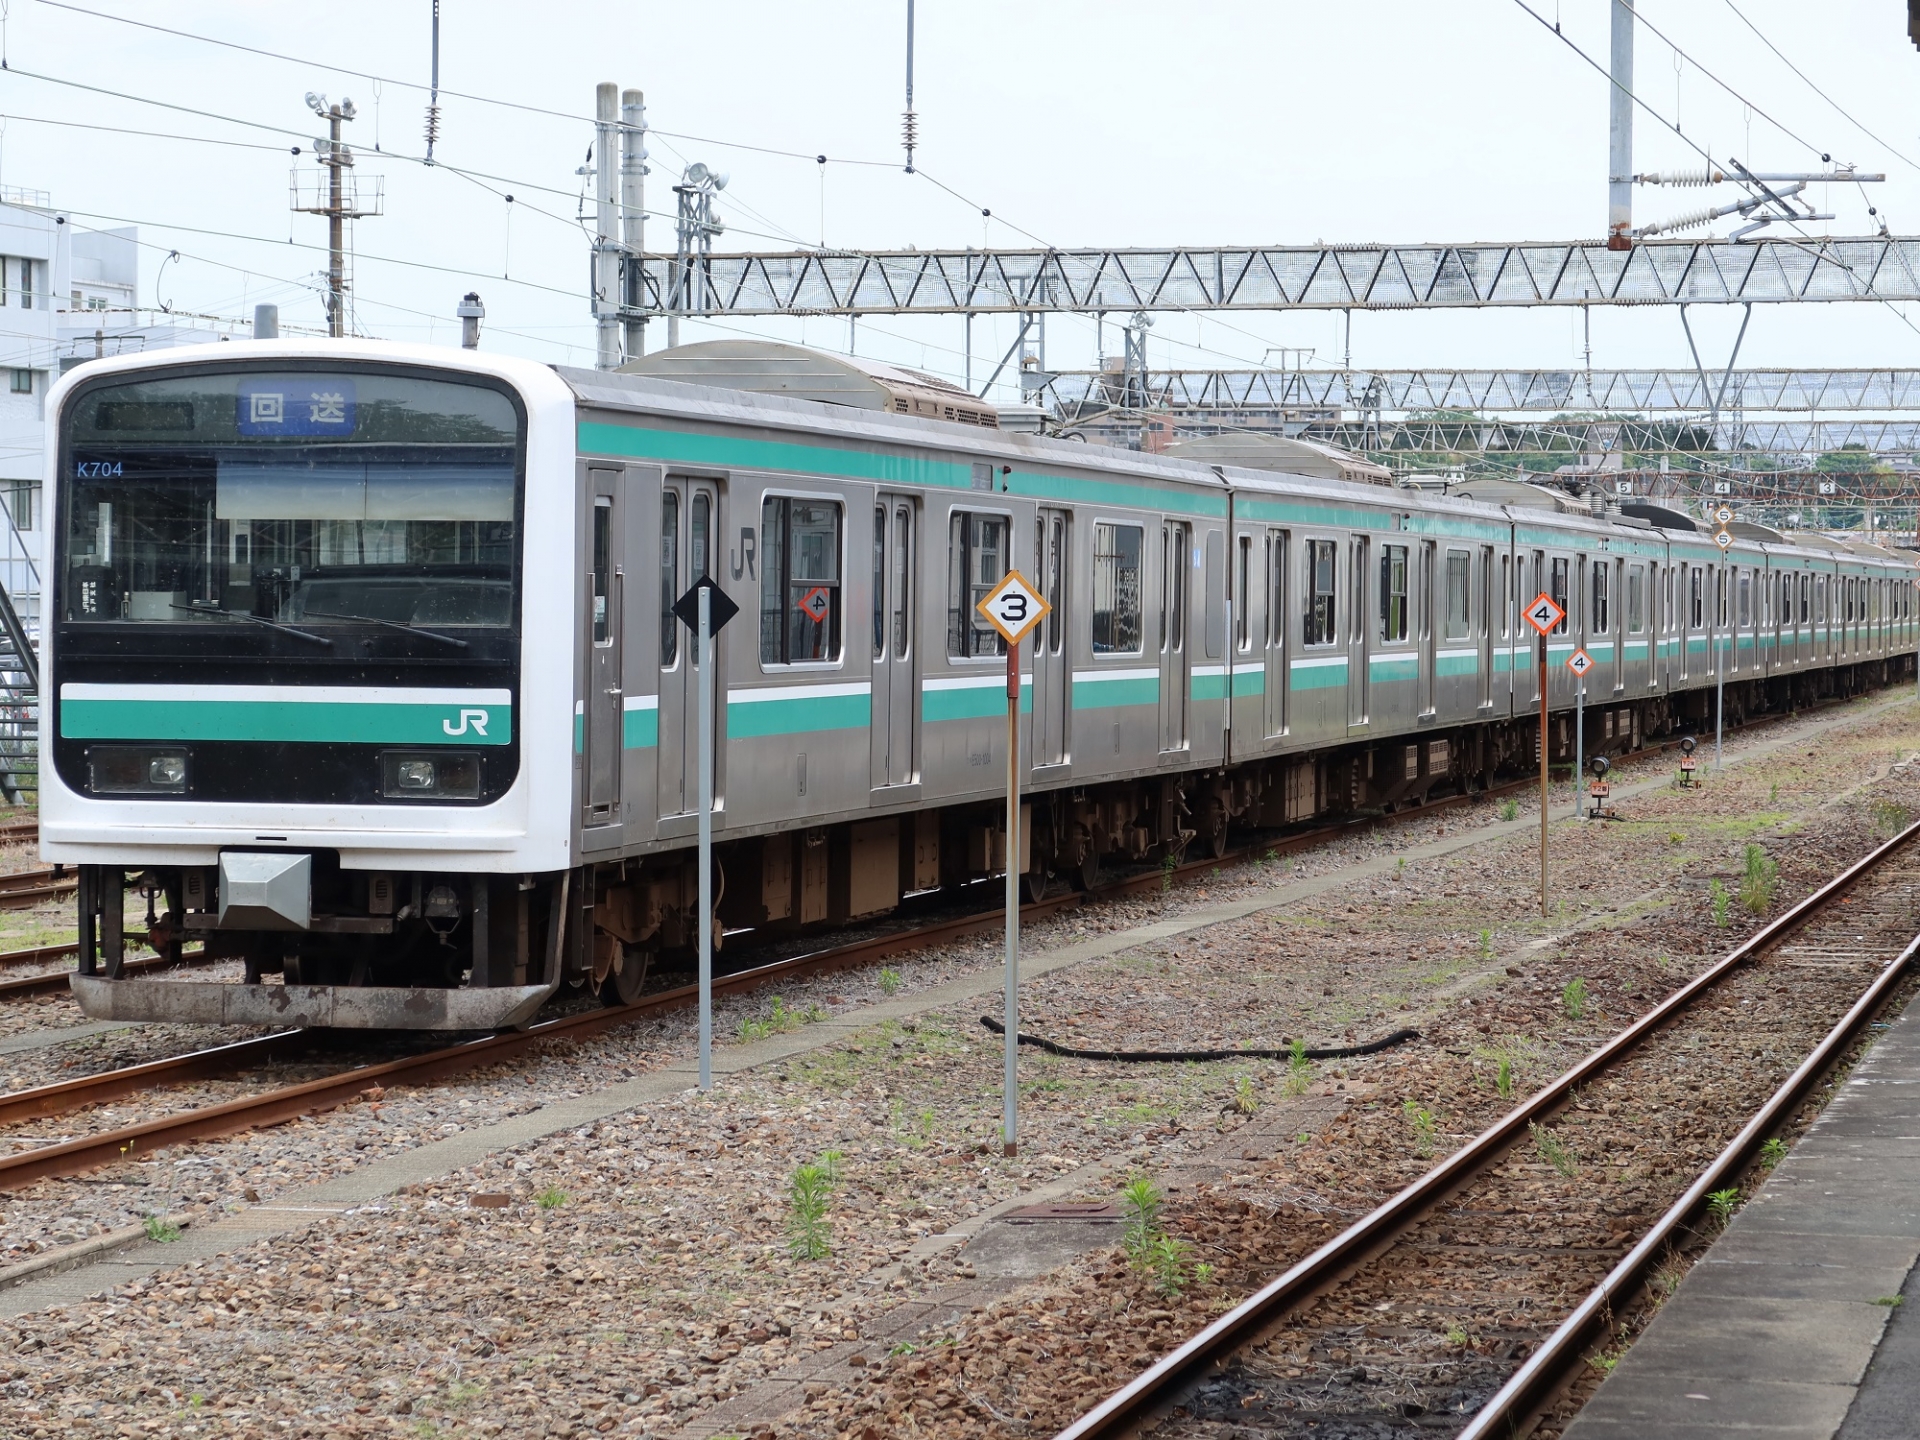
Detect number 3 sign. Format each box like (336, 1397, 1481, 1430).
(977, 569, 1050, 645)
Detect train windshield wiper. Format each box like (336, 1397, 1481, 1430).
(172, 602, 333, 648)
(298, 608, 469, 651)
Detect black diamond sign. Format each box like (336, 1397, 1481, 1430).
(672, 575, 740, 635)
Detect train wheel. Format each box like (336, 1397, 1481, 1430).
(1201, 803, 1229, 860)
(1023, 869, 1050, 904)
(1070, 851, 1101, 892)
(598, 944, 651, 1007)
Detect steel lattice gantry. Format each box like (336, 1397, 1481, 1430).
(1040, 368, 1920, 414)
(631, 236, 1920, 316)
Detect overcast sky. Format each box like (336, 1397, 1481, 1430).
(5, 0, 1917, 392)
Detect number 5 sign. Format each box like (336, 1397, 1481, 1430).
(977, 569, 1050, 645)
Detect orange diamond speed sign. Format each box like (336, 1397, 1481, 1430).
(976, 568, 1050, 646)
(1566, 647, 1595, 677)
(1523, 592, 1565, 637)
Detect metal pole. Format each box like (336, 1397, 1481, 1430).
(1715, 558, 1726, 769)
(1002, 632, 1020, 1157)
(327, 107, 345, 337)
(697, 586, 714, 1092)
(1539, 634, 1549, 917)
(594, 82, 620, 370)
(620, 88, 648, 361)
(1607, 0, 1635, 248)
(1574, 677, 1585, 819)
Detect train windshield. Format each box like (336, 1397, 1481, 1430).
(59, 368, 522, 631)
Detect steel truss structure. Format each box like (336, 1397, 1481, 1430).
(631, 236, 1920, 316)
(1040, 368, 1920, 414)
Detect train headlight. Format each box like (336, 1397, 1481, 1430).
(379, 750, 480, 800)
(87, 746, 188, 794)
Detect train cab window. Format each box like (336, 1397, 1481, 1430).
(1550, 557, 1570, 635)
(1444, 550, 1470, 640)
(1091, 522, 1143, 655)
(760, 495, 843, 666)
(1590, 561, 1609, 634)
(948, 510, 1010, 658)
(1304, 539, 1337, 647)
(1379, 544, 1409, 643)
(1627, 565, 1644, 633)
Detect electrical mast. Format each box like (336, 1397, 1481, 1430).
(293, 93, 381, 337)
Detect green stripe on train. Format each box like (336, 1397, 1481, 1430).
(728, 693, 870, 738)
(624, 708, 658, 749)
(61, 698, 512, 746)
(1074, 675, 1159, 709)
(921, 684, 1032, 723)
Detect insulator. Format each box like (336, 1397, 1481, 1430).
(1639, 207, 1717, 237)
(901, 110, 918, 151)
(1641, 169, 1723, 188)
(424, 104, 442, 150)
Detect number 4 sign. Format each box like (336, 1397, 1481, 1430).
(1524, 592, 1565, 637)
(977, 569, 1050, 645)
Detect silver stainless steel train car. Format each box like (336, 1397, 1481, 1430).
(43, 340, 1919, 1029)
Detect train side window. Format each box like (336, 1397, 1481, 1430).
(1379, 543, 1409, 643)
(1499, 554, 1510, 637)
(1590, 560, 1609, 634)
(872, 504, 886, 660)
(947, 510, 1009, 659)
(1444, 549, 1470, 640)
(1235, 534, 1252, 652)
(1267, 530, 1289, 647)
(760, 495, 844, 666)
(591, 500, 613, 647)
(1738, 571, 1751, 627)
(1303, 539, 1337, 647)
(660, 491, 680, 668)
(1800, 572, 1809, 623)
(1689, 568, 1703, 628)
(1627, 565, 1644, 633)
(1550, 557, 1569, 635)
(1091, 522, 1143, 655)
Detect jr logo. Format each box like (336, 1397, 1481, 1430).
(442, 709, 491, 738)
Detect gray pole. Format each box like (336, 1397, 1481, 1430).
(1574, 677, 1585, 818)
(620, 89, 648, 361)
(697, 585, 714, 1091)
(1715, 557, 1726, 769)
(594, 82, 620, 370)
(1607, 0, 1635, 248)
(327, 105, 345, 337)
(1002, 632, 1020, 1156)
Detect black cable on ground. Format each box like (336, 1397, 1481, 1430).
(977, 1016, 1420, 1062)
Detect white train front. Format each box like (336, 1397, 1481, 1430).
(39, 339, 1919, 1029)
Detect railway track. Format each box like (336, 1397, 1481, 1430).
(1055, 818, 1920, 1440)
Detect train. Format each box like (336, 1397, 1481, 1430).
(40, 338, 1918, 1029)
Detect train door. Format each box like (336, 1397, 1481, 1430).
(1158, 520, 1190, 756)
(582, 468, 626, 838)
(1263, 529, 1289, 738)
(657, 477, 720, 821)
(870, 494, 918, 790)
(1347, 535, 1370, 731)
(1032, 507, 1070, 769)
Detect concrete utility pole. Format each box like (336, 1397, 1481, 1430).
(295, 93, 376, 338)
(620, 89, 649, 361)
(594, 82, 621, 370)
(1607, 0, 1635, 250)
